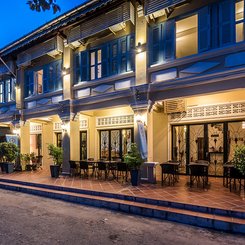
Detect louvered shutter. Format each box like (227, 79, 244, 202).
(102, 44, 109, 78)
(164, 20, 175, 60)
(198, 6, 211, 52)
(219, 0, 235, 46)
(74, 53, 81, 84)
(81, 51, 89, 82)
(43, 65, 49, 93)
(151, 24, 162, 64)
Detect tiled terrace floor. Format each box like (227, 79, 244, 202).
(0, 170, 245, 212)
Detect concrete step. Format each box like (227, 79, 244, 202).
(0, 179, 244, 234)
(0, 178, 244, 220)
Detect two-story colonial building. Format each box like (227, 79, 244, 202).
(0, 0, 245, 178)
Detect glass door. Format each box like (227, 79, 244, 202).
(207, 123, 224, 176)
(172, 125, 187, 173)
(100, 128, 133, 160)
(80, 131, 87, 160)
(227, 122, 245, 161)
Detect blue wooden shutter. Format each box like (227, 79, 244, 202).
(219, 0, 235, 46)
(198, 6, 211, 52)
(151, 24, 162, 64)
(119, 36, 127, 74)
(210, 3, 219, 49)
(81, 51, 89, 81)
(127, 35, 135, 72)
(25, 70, 33, 97)
(10, 78, 15, 101)
(43, 65, 49, 93)
(56, 60, 62, 90)
(74, 53, 81, 84)
(164, 20, 175, 60)
(110, 41, 118, 75)
(48, 63, 54, 92)
(102, 44, 109, 78)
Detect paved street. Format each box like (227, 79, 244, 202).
(0, 189, 244, 245)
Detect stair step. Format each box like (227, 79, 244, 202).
(0, 180, 244, 234)
(0, 178, 244, 220)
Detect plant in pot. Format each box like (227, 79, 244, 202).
(234, 144, 245, 175)
(0, 142, 19, 173)
(48, 144, 63, 178)
(124, 143, 143, 186)
(20, 153, 31, 171)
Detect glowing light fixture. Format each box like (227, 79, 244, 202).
(62, 67, 70, 76)
(136, 42, 146, 54)
(242, 121, 245, 129)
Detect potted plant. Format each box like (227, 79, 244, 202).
(234, 145, 245, 176)
(48, 144, 63, 178)
(20, 153, 31, 171)
(124, 143, 143, 186)
(0, 142, 19, 173)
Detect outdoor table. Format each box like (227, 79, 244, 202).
(160, 161, 180, 186)
(189, 162, 209, 188)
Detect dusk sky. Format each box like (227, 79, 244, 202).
(0, 0, 86, 49)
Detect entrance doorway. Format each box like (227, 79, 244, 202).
(30, 134, 42, 156)
(172, 121, 245, 176)
(80, 131, 87, 160)
(99, 128, 133, 160)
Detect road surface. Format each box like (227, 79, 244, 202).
(0, 189, 244, 245)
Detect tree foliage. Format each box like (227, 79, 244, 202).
(27, 0, 61, 14)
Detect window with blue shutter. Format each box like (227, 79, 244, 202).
(81, 51, 89, 82)
(25, 70, 34, 98)
(101, 44, 109, 77)
(150, 24, 162, 64)
(43, 65, 49, 94)
(76, 34, 135, 82)
(164, 20, 175, 60)
(74, 53, 81, 84)
(198, 6, 211, 52)
(219, 0, 235, 46)
(210, 3, 219, 49)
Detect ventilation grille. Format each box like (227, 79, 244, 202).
(170, 101, 245, 122)
(164, 99, 186, 114)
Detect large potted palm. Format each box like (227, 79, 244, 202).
(48, 144, 63, 178)
(0, 142, 19, 173)
(124, 143, 143, 186)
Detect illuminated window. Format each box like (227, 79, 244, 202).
(176, 15, 198, 58)
(236, 0, 244, 42)
(0, 83, 3, 103)
(90, 49, 102, 80)
(34, 69, 43, 94)
(6, 79, 11, 102)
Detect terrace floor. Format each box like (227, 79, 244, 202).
(0, 169, 245, 212)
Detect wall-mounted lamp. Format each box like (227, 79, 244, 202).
(242, 121, 245, 129)
(13, 128, 20, 135)
(61, 122, 68, 131)
(62, 67, 70, 76)
(136, 42, 146, 54)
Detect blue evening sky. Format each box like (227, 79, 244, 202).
(0, 0, 86, 49)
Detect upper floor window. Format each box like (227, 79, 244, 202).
(150, 0, 245, 66)
(90, 49, 102, 80)
(34, 69, 43, 94)
(25, 60, 62, 98)
(0, 83, 3, 103)
(236, 0, 244, 42)
(176, 15, 198, 58)
(74, 34, 135, 84)
(0, 78, 15, 103)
